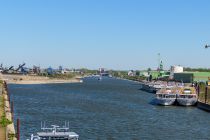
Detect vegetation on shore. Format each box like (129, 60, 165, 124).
(47, 73, 81, 80)
(110, 71, 146, 81)
(0, 82, 12, 128)
(0, 82, 6, 140)
(38, 68, 98, 80)
(0, 80, 15, 140)
(184, 67, 210, 72)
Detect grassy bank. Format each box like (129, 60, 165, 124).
(0, 81, 6, 140)
(110, 71, 146, 82)
(47, 73, 81, 80)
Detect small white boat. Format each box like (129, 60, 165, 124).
(141, 83, 156, 93)
(177, 87, 198, 106)
(156, 87, 177, 105)
(29, 122, 79, 140)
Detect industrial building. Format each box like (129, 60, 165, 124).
(173, 73, 194, 83)
(170, 65, 184, 79)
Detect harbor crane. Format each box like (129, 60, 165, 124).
(2, 65, 14, 73)
(15, 63, 26, 71)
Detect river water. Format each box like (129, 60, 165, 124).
(9, 77, 210, 140)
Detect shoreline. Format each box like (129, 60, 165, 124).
(0, 80, 16, 140)
(0, 74, 83, 85)
(7, 79, 82, 85)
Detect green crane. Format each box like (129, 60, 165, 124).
(158, 53, 164, 77)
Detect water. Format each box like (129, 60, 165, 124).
(9, 77, 210, 140)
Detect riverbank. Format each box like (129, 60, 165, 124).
(0, 80, 16, 140)
(1, 74, 82, 85)
(0, 87, 6, 140)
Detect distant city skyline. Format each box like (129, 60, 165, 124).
(0, 0, 210, 70)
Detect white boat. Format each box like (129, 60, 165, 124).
(156, 87, 177, 105)
(29, 122, 79, 140)
(153, 83, 170, 92)
(176, 87, 198, 106)
(141, 83, 156, 93)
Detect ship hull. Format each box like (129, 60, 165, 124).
(177, 98, 197, 106)
(156, 98, 176, 106)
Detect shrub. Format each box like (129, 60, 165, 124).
(0, 114, 12, 127)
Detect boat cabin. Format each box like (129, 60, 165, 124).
(30, 124, 79, 140)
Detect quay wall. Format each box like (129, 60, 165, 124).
(197, 101, 210, 112)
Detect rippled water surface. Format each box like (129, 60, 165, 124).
(9, 77, 210, 140)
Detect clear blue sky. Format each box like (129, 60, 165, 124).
(0, 0, 210, 70)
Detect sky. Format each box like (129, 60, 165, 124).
(0, 0, 210, 70)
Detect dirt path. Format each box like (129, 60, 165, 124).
(0, 95, 6, 140)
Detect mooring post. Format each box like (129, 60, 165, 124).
(11, 101, 14, 121)
(197, 85, 200, 97)
(205, 86, 208, 104)
(17, 119, 20, 140)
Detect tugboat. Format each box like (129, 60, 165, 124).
(176, 87, 198, 106)
(29, 122, 79, 140)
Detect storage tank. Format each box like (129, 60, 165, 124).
(170, 66, 183, 79)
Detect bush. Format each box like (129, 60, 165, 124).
(0, 114, 12, 127)
(8, 133, 15, 140)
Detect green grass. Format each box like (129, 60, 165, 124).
(150, 71, 159, 78)
(0, 114, 12, 127)
(0, 95, 12, 127)
(184, 71, 210, 81)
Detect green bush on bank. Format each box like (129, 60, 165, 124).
(0, 114, 12, 127)
(8, 133, 15, 140)
(48, 73, 79, 79)
(0, 95, 12, 127)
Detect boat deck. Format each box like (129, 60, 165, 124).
(38, 131, 79, 137)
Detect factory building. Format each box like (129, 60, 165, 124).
(173, 73, 194, 83)
(170, 65, 184, 79)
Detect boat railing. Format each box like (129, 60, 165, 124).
(156, 94, 176, 98)
(41, 121, 70, 132)
(177, 94, 197, 99)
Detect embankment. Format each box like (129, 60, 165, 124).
(1, 74, 82, 85)
(0, 80, 16, 140)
